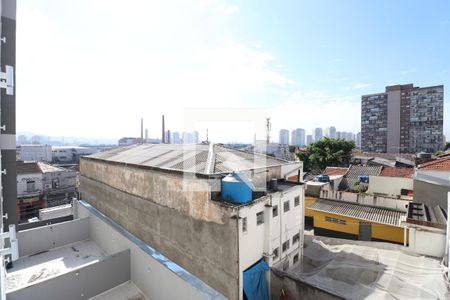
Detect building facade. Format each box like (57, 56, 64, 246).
(17, 144, 52, 162)
(279, 129, 289, 145)
(313, 128, 323, 142)
(79, 144, 305, 300)
(361, 84, 444, 153)
(291, 128, 305, 146)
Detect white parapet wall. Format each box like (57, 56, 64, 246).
(408, 224, 447, 258)
(320, 189, 410, 212)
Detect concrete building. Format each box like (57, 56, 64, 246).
(356, 131, 361, 147)
(172, 131, 181, 144)
(306, 135, 313, 146)
(0, 0, 17, 230)
(16, 135, 27, 145)
(324, 126, 336, 139)
(16, 161, 77, 222)
(361, 84, 444, 153)
(291, 128, 305, 146)
(79, 144, 305, 300)
(414, 156, 450, 209)
(52, 146, 98, 163)
(279, 129, 289, 145)
(313, 128, 322, 142)
(17, 144, 52, 162)
(1, 199, 226, 300)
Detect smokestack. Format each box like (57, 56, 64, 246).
(145, 129, 148, 144)
(140, 118, 144, 144)
(167, 130, 171, 144)
(162, 115, 165, 144)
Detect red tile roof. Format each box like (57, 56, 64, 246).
(418, 156, 450, 171)
(323, 167, 348, 176)
(380, 166, 414, 178)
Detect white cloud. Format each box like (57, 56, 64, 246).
(17, 1, 286, 141)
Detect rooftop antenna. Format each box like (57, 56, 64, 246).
(265, 118, 271, 144)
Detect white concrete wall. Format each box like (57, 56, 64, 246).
(238, 185, 304, 300)
(18, 145, 52, 162)
(368, 176, 413, 197)
(76, 201, 226, 300)
(320, 189, 410, 212)
(16, 172, 43, 197)
(408, 225, 447, 258)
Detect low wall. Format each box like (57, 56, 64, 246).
(320, 189, 409, 212)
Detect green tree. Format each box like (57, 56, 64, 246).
(296, 138, 355, 173)
(445, 142, 450, 151)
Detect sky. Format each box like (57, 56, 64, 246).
(17, 0, 450, 143)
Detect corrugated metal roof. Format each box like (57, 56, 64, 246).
(85, 143, 294, 175)
(309, 199, 406, 226)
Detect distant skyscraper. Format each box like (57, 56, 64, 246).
(306, 135, 313, 146)
(336, 131, 341, 139)
(279, 129, 289, 145)
(17, 135, 28, 145)
(356, 132, 361, 148)
(291, 128, 305, 146)
(31, 135, 41, 145)
(192, 131, 199, 144)
(172, 132, 180, 144)
(313, 128, 323, 142)
(361, 84, 444, 153)
(324, 127, 336, 139)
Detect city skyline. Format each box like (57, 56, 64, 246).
(16, 0, 450, 143)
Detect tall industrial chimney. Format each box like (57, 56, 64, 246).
(145, 129, 148, 144)
(162, 115, 165, 144)
(167, 130, 171, 144)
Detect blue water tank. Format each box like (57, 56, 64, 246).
(221, 172, 253, 204)
(359, 175, 369, 183)
(317, 175, 330, 182)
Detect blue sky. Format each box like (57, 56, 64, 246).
(17, 0, 450, 143)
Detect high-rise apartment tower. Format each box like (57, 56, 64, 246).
(361, 84, 443, 153)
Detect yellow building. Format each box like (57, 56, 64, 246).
(308, 199, 408, 244)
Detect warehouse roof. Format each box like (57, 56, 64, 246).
(17, 161, 67, 175)
(308, 199, 407, 226)
(84, 143, 298, 175)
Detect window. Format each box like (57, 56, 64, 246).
(283, 200, 290, 212)
(292, 233, 300, 244)
(294, 196, 300, 207)
(282, 240, 290, 252)
(242, 217, 247, 232)
(272, 247, 279, 259)
(293, 254, 299, 264)
(256, 212, 264, 225)
(26, 180, 36, 192)
(272, 205, 278, 218)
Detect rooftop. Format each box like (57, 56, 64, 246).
(323, 167, 348, 177)
(2, 200, 225, 300)
(380, 166, 414, 178)
(16, 161, 67, 175)
(84, 143, 298, 175)
(418, 156, 450, 171)
(308, 199, 407, 226)
(276, 238, 449, 299)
